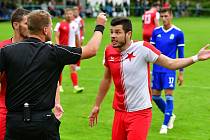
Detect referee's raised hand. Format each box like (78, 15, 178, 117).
(96, 13, 107, 26)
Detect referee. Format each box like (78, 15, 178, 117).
(0, 10, 107, 140)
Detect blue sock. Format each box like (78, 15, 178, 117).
(163, 95, 174, 126)
(152, 95, 166, 113)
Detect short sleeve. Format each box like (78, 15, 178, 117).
(143, 41, 161, 63)
(54, 22, 60, 32)
(55, 44, 82, 66)
(103, 48, 109, 68)
(150, 30, 156, 45)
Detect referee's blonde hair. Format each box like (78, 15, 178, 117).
(28, 10, 51, 35)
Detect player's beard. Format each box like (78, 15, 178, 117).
(19, 25, 29, 39)
(112, 36, 126, 49)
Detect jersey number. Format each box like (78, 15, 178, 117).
(144, 14, 151, 24)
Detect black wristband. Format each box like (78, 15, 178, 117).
(94, 25, 105, 34)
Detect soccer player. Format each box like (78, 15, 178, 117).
(0, 10, 106, 140)
(54, 8, 84, 93)
(150, 8, 184, 134)
(89, 17, 210, 140)
(0, 8, 30, 140)
(73, 6, 85, 71)
(142, 2, 160, 42)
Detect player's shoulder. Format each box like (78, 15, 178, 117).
(172, 25, 183, 32)
(0, 38, 12, 48)
(153, 26, 162, 32)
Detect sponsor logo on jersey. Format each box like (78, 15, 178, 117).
(157, 34, 161, 38)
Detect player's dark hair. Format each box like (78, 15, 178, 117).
(111, 17, 132, 33)
(152, 2, 160, 7)
(160, 8, 173, 15)
(11, 8, 30, 29)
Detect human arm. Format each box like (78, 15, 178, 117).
(81, 13, 107, 59)
(54, 23, 60, 45)
(154, 12, 160, 27)
(89, 66, 112, 127)
(177, 45, 184, 86)
(55, 32, 60, 45)
(54, 82, 64, 120)
(75, 34, 80, 48)
(155, 44, 210, 70)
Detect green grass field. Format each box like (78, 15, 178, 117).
(0, 17, 210, 140)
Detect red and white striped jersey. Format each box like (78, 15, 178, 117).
(104, 41, 161, 112)
(54, 20, 79, 47)
(74, 16, 84, 40)
(142, 9, 160, 38)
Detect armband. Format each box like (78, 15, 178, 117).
(94, 25, 105, 34)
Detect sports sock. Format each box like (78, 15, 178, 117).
(76, 60, 81, 67)
(152, 95, 166, 113)
(71, 72, 78, 87)
(163, 95, 174, 126)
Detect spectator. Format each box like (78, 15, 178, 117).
(195, 2, 202, 17)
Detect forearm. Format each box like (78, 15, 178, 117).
(156, 54, 195, 70)
(81, 29, 103, 59)
(95, 78, 111, 107)
(55, 83, 60, 105)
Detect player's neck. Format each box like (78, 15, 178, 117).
(12, 33, 25, 43)
(163, 24, 172, 30)
(29, 34, 45, 42)
(120, 40, 132, 52)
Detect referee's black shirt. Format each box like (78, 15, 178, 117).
(0, 37, 82, 112)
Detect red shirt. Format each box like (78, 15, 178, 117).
(142, 9, 159, 38)
(0, 38, 12, 109)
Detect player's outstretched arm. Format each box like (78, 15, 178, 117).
(155, 44, 210, 70)
(89, 67, 112, 127)
(81, 13, 107, 59)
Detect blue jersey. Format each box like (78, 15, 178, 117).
(150, 25, 185, 73)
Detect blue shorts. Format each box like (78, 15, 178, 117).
(152, 72, 176, 90)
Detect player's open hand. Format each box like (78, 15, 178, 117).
(96, 13, 107, 26)
(89, 106, 100, 127)
(198, 44, 210, 61)
(177, 72, 183, 86)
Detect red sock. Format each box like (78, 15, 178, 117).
(76, 60, 81, 67)
(59, 73, 62, 86)
(71, 72, 78, 87)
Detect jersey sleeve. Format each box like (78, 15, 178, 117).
(177, 31, 185, 48)
(177, 31, 185, 71)
(155, 12, 160, 20)
(54, 22, 60, 32)
(54, 44, 82, 66)
(150, 30, 156, 45)
(0, 48, 6, 72)
(103, 48, 109, 68)
(143, 41, 161, 63)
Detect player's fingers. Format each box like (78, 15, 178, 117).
(201, 44, 210, 51)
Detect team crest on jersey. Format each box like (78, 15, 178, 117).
(170, 34, 174, 40)
(157, 34, 161, 38)
(126, 52, 136, 61)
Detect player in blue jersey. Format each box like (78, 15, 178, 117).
(150, 8, 184, 134)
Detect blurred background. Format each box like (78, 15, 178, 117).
(0, 0, 209, 21)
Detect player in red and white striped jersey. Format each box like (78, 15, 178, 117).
(89, 17, 210, 140)
(73, 6, 85, 71)
(142, 2, 160, 42)
(54, 8, 84, 93)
